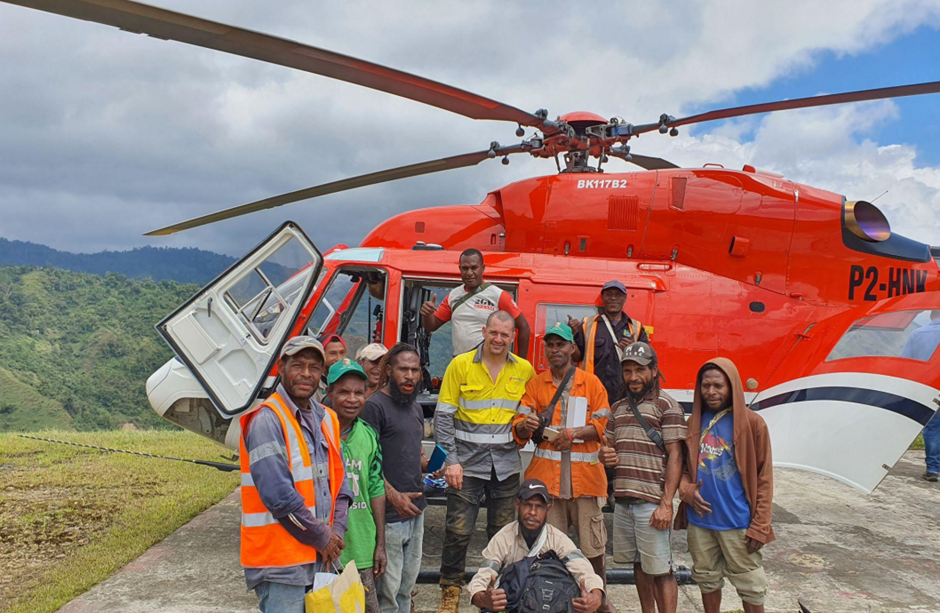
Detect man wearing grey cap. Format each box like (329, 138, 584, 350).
(569, 280, 650, 404)
(468, 478, 604, 613)
(599, 342, 685, 613)
(239, 336, 354, 613)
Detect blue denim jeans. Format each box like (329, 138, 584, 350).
(254, 581, 306, 613)
(925, 412, 940, 474)
(377, 513, 424, 613)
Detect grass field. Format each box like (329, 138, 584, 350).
(0, 430, 238, 613)
(0, 367, 71, 432)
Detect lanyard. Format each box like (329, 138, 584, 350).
(601, 315, 625, 361)
(700, 408, 732, 444)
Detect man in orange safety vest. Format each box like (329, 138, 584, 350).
(513, 322, 613, 611)
(239, 336, 354, 613)
(569, 280, 649, 404)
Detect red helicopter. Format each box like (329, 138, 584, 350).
(7, 0, 940, 493)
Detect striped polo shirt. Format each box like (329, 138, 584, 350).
(605, 389, 687, 504)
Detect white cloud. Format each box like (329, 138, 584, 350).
(0, 0, 939, 255)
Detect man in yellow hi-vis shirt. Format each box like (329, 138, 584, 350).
(433, 310, 536, 613)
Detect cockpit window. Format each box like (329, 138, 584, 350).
(305, 267, 386, 358)
(826, 309, 940, 362)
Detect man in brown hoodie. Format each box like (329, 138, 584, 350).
(674, 358, 774, 613)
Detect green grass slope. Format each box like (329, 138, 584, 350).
(0, 367, 72, 431)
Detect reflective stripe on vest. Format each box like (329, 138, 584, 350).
(580, 315, 643, 374)
(239, 393, 345, 569)
(533, 447, 599, 463)
(455, 430, 514, 444)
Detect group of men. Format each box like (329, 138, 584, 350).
(238, 247, 776, 613)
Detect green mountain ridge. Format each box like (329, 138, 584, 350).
(0, 238, 234, 285)
(0, 265, 197, 431)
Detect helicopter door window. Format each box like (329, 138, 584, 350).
(304, 268, 386, 359)
(157, 222, 323, 416)
(223, 239, 324, 343)
(534, 303, 598, 370)
(827, 309, 940, 362)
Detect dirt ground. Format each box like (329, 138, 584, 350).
(52, 450, 940, 613)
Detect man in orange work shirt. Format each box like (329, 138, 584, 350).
(512, 322, 612, 610)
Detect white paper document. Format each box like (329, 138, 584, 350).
(566, 396, 588, 443)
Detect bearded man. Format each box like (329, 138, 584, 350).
(362, 343, 426, 613)
(598, 342, 686, 613)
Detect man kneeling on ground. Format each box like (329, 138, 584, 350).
(468, 479, 604, 613)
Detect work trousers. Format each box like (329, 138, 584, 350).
(440, 470, 519, 587)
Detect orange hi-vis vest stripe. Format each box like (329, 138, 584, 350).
(580, 315, 643, 375)
(239, 392, 344, 569)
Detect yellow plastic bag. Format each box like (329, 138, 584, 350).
(305, 560, 365, 613)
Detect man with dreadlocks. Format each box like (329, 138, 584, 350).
(362, 343, 426, 613)
(599, 341, 685, 613)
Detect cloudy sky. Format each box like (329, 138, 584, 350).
(1, 0, 939, 257)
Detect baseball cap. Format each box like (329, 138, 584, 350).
(543, 322, 574, 343)
(327, 358, 368, 385)
(280, 336, 326, 361)
(321, 333, 346, 348)
(518, 478, 550, 502)
(601, 280, 627, 294)
(356, 343, 389, 362)
(620, 341, 655, 366)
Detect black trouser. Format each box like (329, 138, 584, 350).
(439, 469, 520, 587)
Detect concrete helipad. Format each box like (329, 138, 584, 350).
(57, 450, 940, 613)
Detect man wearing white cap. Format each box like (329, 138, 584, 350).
(356, 343, 389, 397)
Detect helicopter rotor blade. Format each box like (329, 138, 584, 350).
(2, 0, 545, 128)
(634, 80, 940, 135)
(145, 145, 526, 236)
(609, 152, 679, 170)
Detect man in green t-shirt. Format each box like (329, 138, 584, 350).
(328, 358, 387, 613)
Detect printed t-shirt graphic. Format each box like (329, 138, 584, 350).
(434, 284, 522, 355)
(688, 409, 751, 531)
(340, 419, 385, 570)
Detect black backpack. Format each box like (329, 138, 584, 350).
(508, 551, 581, 613)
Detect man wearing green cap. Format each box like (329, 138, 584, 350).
(512, 322, 612, 609)
(328, 358, 387, 613)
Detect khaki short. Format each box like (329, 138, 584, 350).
(687, 523, 767, 606)
(547, 496, 607, 558)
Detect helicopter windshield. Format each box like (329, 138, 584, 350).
(827, 309, 940, 362)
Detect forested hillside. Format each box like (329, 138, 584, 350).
(0, 238, 234, 285)
(0, 266, 197, 431)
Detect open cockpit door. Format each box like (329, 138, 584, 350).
(157, 222, 323, 416)
(753, 292, 940, 493)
